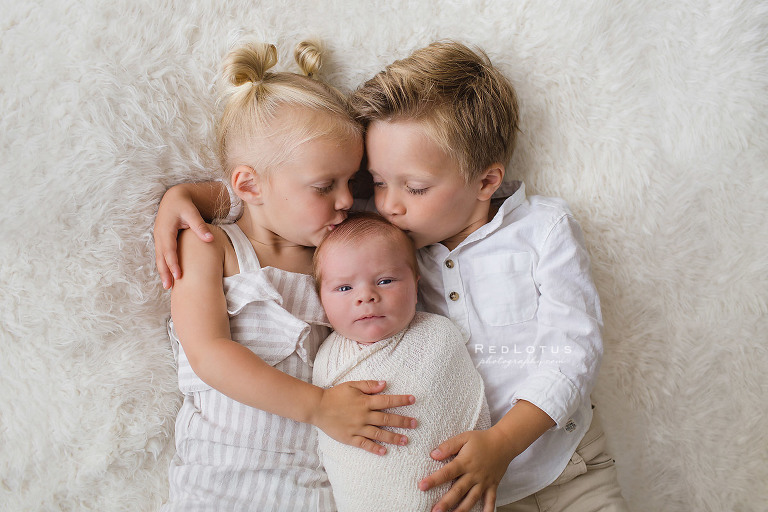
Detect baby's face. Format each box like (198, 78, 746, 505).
(318, 236, 418, 344)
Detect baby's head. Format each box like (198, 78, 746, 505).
(216, 39, 363, 247)
(314, 213, 419, 344)
(350, 40, 519, 250)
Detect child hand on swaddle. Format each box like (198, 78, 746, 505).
(312, 212, 491, 512)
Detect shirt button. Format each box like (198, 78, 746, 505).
(449, 291, 460, 301)
(445, 259, 454, 269)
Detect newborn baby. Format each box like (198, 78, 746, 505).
(312, 212, 490, 512)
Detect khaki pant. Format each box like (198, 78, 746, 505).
(498, 410, 629, 512)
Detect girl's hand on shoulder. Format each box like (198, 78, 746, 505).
(154, 184, 215, 289)
(312, 380, 418, 456)
(420, 428, 513, 512)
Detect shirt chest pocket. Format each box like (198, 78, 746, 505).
(466, 252, 538, 326)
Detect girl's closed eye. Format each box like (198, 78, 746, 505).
(313, 183, 335, 195)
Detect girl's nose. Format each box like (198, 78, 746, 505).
(335, 183, 354, 211)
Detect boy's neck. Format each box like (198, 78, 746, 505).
(439, 200, 495, 251)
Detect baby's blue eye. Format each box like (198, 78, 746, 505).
(377, 279, 393, 286)
(336, 285, 352, 292)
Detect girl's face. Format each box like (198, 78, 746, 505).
(259, 135, 363, 247)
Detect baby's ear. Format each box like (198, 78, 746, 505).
(232, 165, 263, 204)
(477, 163, 505, 200)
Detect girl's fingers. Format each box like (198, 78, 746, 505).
(354, 436, 387, 456)
(361, 425, 409, 447)
(346, 379, 387, 395)
(367, 392, 416, 411)
(369, 410, 417, 430)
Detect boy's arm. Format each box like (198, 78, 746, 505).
(422, 213, 603, 512)
(154, 181, 230, 289)
(171, 228, 416, 454)
(419, 401, 554, 512)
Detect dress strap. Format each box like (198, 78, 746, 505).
(218, 223, 261, 273)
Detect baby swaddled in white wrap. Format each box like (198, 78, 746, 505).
(312, 213, 490, 512)
(313, 311, 490, 512)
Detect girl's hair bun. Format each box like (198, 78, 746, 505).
(222, 39, 278, 88)
(294, 40, 322, 78)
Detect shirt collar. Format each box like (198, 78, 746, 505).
(423, 181, 526, 257)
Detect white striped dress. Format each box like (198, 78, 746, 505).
(164, 223, 335, 512)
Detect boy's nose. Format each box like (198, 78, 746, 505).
(379, 190, 405, 216)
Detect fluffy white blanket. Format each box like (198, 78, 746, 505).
(313, 312, 490, 512)
(2, 1, 767, 511)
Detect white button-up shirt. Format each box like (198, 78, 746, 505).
(416, 182, 602, 504)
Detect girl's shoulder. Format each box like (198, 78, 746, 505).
(177, 223, 238, 276)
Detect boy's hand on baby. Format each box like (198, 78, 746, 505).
(419, 429, 512, 512)
(313, 380, 417, 456)
(154, 187, 214, 290)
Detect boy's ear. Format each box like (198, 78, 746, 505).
(231, 165, 263, 204)
(477, 163, 505, 201)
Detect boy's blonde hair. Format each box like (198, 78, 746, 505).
(313, 212, 419, 293)
(217, 39, 362, 179)
(350, 40, 519, 183)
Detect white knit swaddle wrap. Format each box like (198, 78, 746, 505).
(313, 312, 491, 512)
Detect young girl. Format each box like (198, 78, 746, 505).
(163, 39, 416, 511)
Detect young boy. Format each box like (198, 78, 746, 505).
(154, 40, 627, 512)
(312, 212, 490, 512)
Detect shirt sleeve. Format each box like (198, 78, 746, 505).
(220, 178, 242, 223)
(511, 213, 603, 428)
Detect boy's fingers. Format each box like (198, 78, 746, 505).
(451, 483, 483, 512)
(163, 243, 181, 281)
(369, 410, 417, 430)
(189, 219, 214, 242)
(482, 489, 497, 512)
(430, 432, 468, 461)
(420, 459, 463, 491)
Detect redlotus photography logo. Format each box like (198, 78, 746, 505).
(473, 344, 573, 368)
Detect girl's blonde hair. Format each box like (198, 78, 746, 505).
(350, 40, 519, 183)
(217, 38, 362, 179)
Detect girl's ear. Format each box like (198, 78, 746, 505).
(232, 165, 263, 204)
(477, 163, 505, 201)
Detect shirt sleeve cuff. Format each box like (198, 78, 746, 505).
(221, 179, 242, 223)
(511, 370, 580, 429)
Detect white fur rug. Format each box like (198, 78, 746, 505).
(2, 1, 767, 510)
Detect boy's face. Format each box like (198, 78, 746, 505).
(318, 236, 418, 344)
(365, 120, 490, 250)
